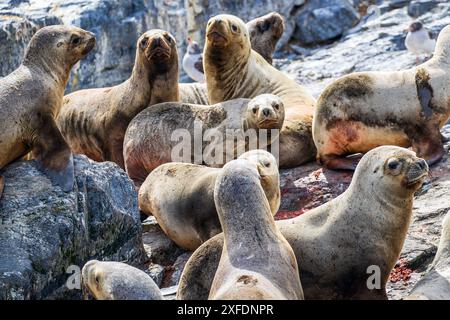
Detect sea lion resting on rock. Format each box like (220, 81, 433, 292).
(203, 14, 316, 168)
(179, 12, 285, 105)
(406, 211, 450, 300)
(177, 146, 429, 300)
(313, 25, 450, 170)
(139, 149, 280, 251)
(208, 158, 303, 300)
(58, 30, 179, 169)
(124, 94, 284, 187)
(82, 260, 163, 300)
(0, 25, 95, 197)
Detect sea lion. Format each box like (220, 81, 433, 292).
(0, 25, 95, 196)
(246, 11, 284, 65)
(57, 29, 179, 169)
(124, 94, 284, 187)
(406, 211, 450, 300)
(203, 14, 316, 168)
(208, 158, 303, 300)
(138, 149, 280, 251)
(178, 12, 285, 105)
(177, 146, 429, 300)
(312, 25, 450, 170)
(82, 260, 163, 300)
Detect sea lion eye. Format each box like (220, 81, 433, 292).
(386, 158, 402, 175)
(95, 276, 100, 284)
(231, 24, 238, 33)
(264, 161, 271, 168)
(252, 106, 258, 114)
(71, 36, 81, 45)
(273, 103, 279, 110)
(165, 34, 172, 43)
(140, 37, 148, 49)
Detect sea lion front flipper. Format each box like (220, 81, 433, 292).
(0, 176, 4, 200)
(412, 124, 445, 167)
(31, 112, 75, 192)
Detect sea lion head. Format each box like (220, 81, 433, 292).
(433, 25, 450, 63)
(247, 12, 284, 63)
(238, 149, 280, 215)
(205, 14, 250, 57)
(246, 94, 285, 130)
(24, 25, 96, 70)
(353, 146, 429, 197)
(138, 29, 178, 71)
(82, 260, 161, 300)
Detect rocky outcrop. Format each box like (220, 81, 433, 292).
(0, 156, 146, 300)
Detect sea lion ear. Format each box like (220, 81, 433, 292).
(57, 41, 64, 47)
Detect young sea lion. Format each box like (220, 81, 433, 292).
(208, 158, 303, 300)
(57, 29, 179, 169)
(124, 94, 284, 187)
(313, 25, 450, 170)
(203, 14, 316, 168)
(139, 149, 280, 251)
(406, 211, 450, 300)
(82, 260, 163, 300)
(0, 25, 95, 196)
(177, 146, 429, 300)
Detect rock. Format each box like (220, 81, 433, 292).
(408, 1, 440, 18)
(293, 0, 360, 45)
(142, 222, 185, 266)
(162, 252, 192, 288)
(0, 155, 146, 300)
(145, 263, 165, 288)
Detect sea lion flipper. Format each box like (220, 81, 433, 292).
(32, 113, 75, 192)
(412, 124, 445, 166)
(0, 175, 4, 200)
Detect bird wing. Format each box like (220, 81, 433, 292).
(195, 55, 204, 74)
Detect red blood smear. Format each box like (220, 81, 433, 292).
(275, 209, 307, 220)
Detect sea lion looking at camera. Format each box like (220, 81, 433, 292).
(124, 94, 284, 187)
(203, 14, 316, 168)
(208, 158, 303, 300)
(138, 149, 280, 251)
(179, 12, 285, 106)
(82, 260, 163, 300)
(177, 146, 429, 300)
(313, 25, 450, 170)
(0, 25, 95, 197)
(57, 29, 179, 169)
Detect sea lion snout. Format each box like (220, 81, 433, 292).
(81, 33, 96, 55)
(405, 157, 429, 187)
(141, 30, 175, 61)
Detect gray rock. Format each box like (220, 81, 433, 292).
(142, 222, 185, 266)
(408, 1, 440, 18)
(145, 263, 165, 288)
(293, 0, 360, 45)
(0, 155, 147, 300)
(162, 252, 192, 288)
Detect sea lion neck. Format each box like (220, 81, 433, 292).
(432, 214, 450, 267)
(23, 52, 71, 88)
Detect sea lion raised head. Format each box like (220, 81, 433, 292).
(138, 29, 178, 72)
(24, 25, 95, 77)
(82, 260, 163, 300)
(205, 14, 251, 63)
(247, 12, 284, 64)
(245, 94, 285, 130)
(433, 25, 450, 63)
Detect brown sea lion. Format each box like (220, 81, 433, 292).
(312, 25, 450, 170)
(138, 149, 280, 251)
(82, 260, 163, 300)
(123, 94, 284, 187)
(177, 146, 429, 300)
(0, 25, 95, 196)
(203, 14, 316, 168)
(208, 157, 303, 300)
(57, 29, 179, 169)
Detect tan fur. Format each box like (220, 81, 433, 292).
(177, 146, 429, 300)
(313, 25, 450, 169)
(57, 30, 179, 169)
(203, 14, 316, 168)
